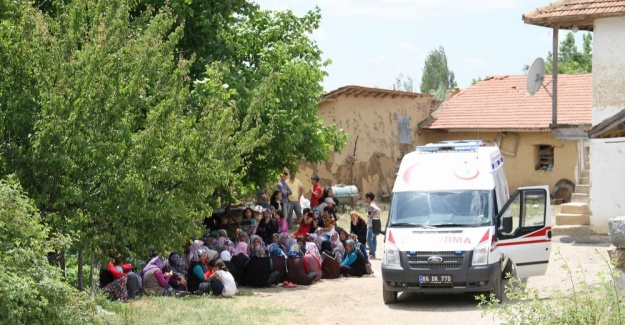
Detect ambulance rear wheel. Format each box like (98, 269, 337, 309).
(383, 286, 397, 304)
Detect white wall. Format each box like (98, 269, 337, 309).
(590, 16, 625, 233)
(589, 139, 625, 233)
(593, 17, 625, 124)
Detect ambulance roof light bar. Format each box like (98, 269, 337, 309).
(416, 140, 483, 152)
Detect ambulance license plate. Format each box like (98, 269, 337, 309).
(419, 274, 452, 284)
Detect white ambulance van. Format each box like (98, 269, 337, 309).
(381, 140, 551, 304)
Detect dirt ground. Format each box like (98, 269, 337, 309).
(248, 234, 613, 325)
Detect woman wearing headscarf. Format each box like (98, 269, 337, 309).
(285, 244, 317, 286)
(168, 251, 188, 291)
(142, 256, 177, 295)
(304, 240, 323, 281)
(187, 249, 211, 294)
(278, 232, 290, 253)
(296, 235, 307, 255)
(314, 228, 324, 249)
(320, 240, 341, 279)
(219, 250, 237, 280)
(249, 235, 268, 256)
(231, 241, 249, 285)
(244, 246, 280, 287)
(329, 231, 345, 263)
(271, 233, 280, 245)
(340, 240, 367, 277)
(268, 243, 288, 284)
(188, 239, 205, 264)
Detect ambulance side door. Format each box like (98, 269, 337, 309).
(496, 186, 551, 278)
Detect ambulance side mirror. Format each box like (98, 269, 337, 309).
(501, 216, 513, 233)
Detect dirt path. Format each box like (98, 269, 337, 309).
(249, 235, 612, 325)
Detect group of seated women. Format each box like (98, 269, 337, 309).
(100, 218, 372, 301)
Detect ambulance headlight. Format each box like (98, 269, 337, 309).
(384, 242, 401, 267)
(472, 242, 489, 266)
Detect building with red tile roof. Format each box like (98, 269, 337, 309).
(422, 74, 592, 132)
(523, 0, 625, 31)
(419, 73, 591, 194)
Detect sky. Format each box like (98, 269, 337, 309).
(253, 0, 590, 93)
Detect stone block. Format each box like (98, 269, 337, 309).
(608, 247, 625, 267)
(608, 217, 625, 248)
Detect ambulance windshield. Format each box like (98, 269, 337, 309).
(389, 190, 493, 227)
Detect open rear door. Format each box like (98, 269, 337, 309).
(496, 186, 551, 278)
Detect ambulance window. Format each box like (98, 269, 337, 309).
(521, 190, 546, 227)
(499, 194, 520, 236)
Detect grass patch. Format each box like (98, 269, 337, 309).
(100, 292, 294, 324)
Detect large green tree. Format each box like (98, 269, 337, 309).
(420, 46, 457, 100)
(0, 0, 262, 263)
(1, 0, 345, 268)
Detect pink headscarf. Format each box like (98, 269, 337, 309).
(234, 242, 249, 257)
(143, 256, 163, 273)
(188, 239, 204, 262)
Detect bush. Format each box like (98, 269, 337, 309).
(477, 249, 625, 324)
(0, 176, 99, 325)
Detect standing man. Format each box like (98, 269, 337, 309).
(285, 171, 304, 229)
(277, 170, 292, 228)
(365, 192, 381, 259)
(309, 175, 323, 213)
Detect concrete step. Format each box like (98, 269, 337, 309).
(579, 176, 590, 185)
(552, 225, 591, 237)
(581, 170, 590, 178)
(571, 193, 589, 203)
(555, 213, 591, 225)
(560, 202, 591, 214)
(576, 184, 590, 194)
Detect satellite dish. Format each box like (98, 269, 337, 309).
(526, 58, 545, 95)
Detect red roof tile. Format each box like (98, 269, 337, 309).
(523, 0, 625, 30)
(423, 74, 592, 131)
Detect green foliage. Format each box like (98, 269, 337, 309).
(213, 6, 347, 186)
(477, 249, 624, 324)
(471, 77, 483, 86)
(1, 0, 346, 269)
(420, 46, 457, 100)
(0, 0, 263, 260)
(523, 32, 592, 75)
(393, 73, 415, 92)
(0, 176, 99, 324)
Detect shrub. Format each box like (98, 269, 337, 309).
(0, 176, 99, 325)
(477, 249, 624, 324)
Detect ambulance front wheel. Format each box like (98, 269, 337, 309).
(383, 285, 398, 304)
(490, 270, 503, 303)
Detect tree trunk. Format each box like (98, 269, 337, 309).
(77, 249, 84, 290)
